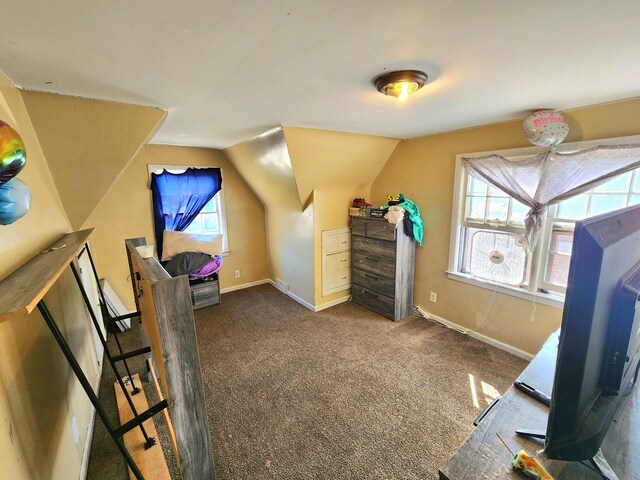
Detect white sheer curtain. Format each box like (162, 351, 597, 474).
(462, 144, 640, 249)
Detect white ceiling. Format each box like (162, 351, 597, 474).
(2, 1, 639, 148)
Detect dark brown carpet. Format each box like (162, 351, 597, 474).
(87, 284, 527, 479)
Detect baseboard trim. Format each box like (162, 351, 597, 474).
(220, 278, 271, 294)
(314, 295, 350, 312)
(286, 290, 315, 311)
(266, 279, 316, 311)
(80, 372, 101, 479)
(416, 307, 534, 361)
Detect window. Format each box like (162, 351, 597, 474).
(184, 194, 224, 235)
(148, 164, 229, 254)
(449, 136, 640, 306)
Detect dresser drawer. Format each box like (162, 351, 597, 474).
(326, 267, 351, 290)
(352, 284, 395, 319)
(190, 280, 220, 310)
(326, 251, 350, 271)
(351, 217, 396, 241)
(352, 235, 395, 259)
(353, 251, 395, 279)
(325, 231, 351, 254)
(353, 268, 395, 297)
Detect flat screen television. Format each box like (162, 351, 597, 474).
(543, 204, 640, 476)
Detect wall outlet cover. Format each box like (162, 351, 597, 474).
(276, 280, 289, 293)
(429, 291, 438, 303)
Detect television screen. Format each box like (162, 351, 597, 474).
(544, 204, 640, 465)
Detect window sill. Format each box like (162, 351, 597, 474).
(446, 271, 564, 309)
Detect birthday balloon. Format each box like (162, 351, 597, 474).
(0, 120, 27, 186)
(0, 178, 31, 225)
(522, 110, 569, 148)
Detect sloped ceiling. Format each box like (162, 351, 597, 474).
(283, 127, 399, 208)
(20, 91, 166, 228)
(224, 126, 399, 212)
(224, 127, 301, 211)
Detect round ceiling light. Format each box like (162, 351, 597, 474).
(374, 70, 428, 101)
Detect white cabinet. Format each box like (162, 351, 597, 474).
(322, 228, 351, 296)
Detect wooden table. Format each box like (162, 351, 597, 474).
(439, 331, 640, 479)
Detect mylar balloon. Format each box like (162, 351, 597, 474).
(0, 120, 27, 186)
(522, 110, 569, 148)
(0, 178, 31, 225)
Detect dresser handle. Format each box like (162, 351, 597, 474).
(363, 290, 376, 297)
(340, 240, 348, 244)
(340, 259, 347, 262)
(341, 276, 347, 280)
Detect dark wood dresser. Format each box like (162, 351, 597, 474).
(351, 216, 416, 321)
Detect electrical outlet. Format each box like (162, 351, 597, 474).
(429, 291, 438, 303)
(234, 269, 241, 278)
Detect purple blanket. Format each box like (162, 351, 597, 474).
(189, 255, 223, 278)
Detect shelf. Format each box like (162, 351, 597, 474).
(0, 229, 94, 322)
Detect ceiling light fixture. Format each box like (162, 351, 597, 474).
(374, 70, 428, 101)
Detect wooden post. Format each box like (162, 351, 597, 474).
(125, 238, 216, 480)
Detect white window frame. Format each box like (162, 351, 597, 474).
(448, 134, 640, 309)
(147, 164, 229, 255)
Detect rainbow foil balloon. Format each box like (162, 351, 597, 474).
(0, 120, 27, 186)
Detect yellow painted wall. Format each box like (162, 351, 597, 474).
(225, 128, 315, 305)
(282, 127, 399, 307)
(82, 144, 270, 310)
(371, 98, 640, 356)
(20, 91, 166, 229)
(0, 75, 99, 479)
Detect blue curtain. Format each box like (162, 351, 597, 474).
(151, 167, 222, 259)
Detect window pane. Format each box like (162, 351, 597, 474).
(509, 201, 529, 227)
(201, 197, 217, 213)
(468, 176, 488, 195)
(185, 217, 203, 233)
(632, 172, 640, 193)
(589, 194, 627, 216)
(201, 214, 220, 233)
(488, 185, 507, 197)
(546, 254, 571, 286)
(468, 230, 527, 285)
(557, 193, 588, 220)
(549, 225, 574, 255)
(486, 197, 509, 225)
(630, 194, 640, 206)
(465, 197, 486, 222)
(593, 172, 631, 193)
(545, 229, 573, 287)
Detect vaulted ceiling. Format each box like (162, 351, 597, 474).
(1, 1, 639, 149)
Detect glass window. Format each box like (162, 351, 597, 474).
(452, 157, 640, 297)
(147, 164, 229, 253)
(184, 193, 224, 235)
